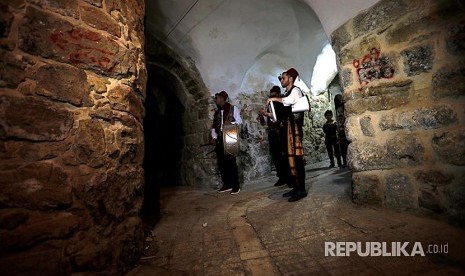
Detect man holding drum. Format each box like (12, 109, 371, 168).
(211, 91, 242, 195)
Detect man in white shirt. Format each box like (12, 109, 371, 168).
(211, 91, 242, 194)
(267, 68, 307, 202)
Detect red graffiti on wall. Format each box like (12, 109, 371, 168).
(50, 28, 118, 72)
(353, 48, 394, 90)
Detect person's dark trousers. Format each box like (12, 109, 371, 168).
(325, 139, 341, 166)
(279, 124, 291, 186)
(294, 156, 306, 192)
(268, 129, 284, 181)
(216, 135, 240, 190)
(340, 139, 349, 166)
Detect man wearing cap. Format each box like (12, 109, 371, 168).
(211, 91, 242, 194)
(259, 85, 288, 186)
(267, 68, 307, 202)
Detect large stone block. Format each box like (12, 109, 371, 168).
(414, 169, 454, 187)
(80, 5, 120, 37)
(446, 20, 465, 56)
(111, 216, 143, 270)
(432, 129, 465, 166)
(352, 0, 407, 38)
(0, 162, 73, 210)
(0, 208, 29, 230)
(344, 80, 412, 101)
(72, 165, 143, 222)
(360, 116, 374, 137)
(19, 6, 135, 78)
(0, 96, 74, 141)
(0, 49, 27, 88)
(34, 63, 92, 107)
(107, 84, 145, 123)
(330, 24, 351, 53)
(344, 115, 360, 142)
(352, 172, 383, 205)
(401, 45, 433, 76)
(0, 211, 79, 250)
(444, 184, 465, 225)
(105, 0, 144, 44)
(386, 15, 431, 45)
(337, 37, 381, 66)
(384, 172, 417, 209)
(418, 187, 447, 213)
(379, 105, 457, 131)
(432, 64, 465, 99)
(83, 0, 102, 7)
(0, 4, 14, 37)
(386, 0, 463, 45)
(68, 238, 112, 271)
(386, 135, 424, 165)
(87, 73, 110, 94)
(103, 167, 144, 219)
(27, 0, 79, 19)
(0, 242, 67, 275)
(349, 134, 424, 171)
(415, 168, 453, 213)
(26, 0, 80, 19)
(348, 140, 389, 171)
(340, 68, 353, 89)
(66, 119, 106, 168)
(345, 89, 410, 116)
(5, 139, 72, 162)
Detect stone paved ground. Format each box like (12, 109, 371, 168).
(127, 161, 465, 275)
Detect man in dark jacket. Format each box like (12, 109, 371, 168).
(259, 85, 288, 186)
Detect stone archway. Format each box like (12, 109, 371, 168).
(145, 34, 217, 188)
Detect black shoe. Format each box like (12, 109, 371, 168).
(230, 188, 240, 195)
(288, 191, 307, 202)
(342, 164, 347, 168)
(329, 164, 335, 168)
(282, 189, 296, 198)
(218, 186, 232, 193)
(274, 180, 286, 187)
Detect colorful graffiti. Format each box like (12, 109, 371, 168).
(353, 48, 394, 90)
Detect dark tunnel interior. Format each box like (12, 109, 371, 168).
(141, 67, 186, 220)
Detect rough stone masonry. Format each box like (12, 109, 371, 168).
(331, 0, 465, 224)
(0, 0, 147, 274)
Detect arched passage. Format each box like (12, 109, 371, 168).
(141, 64, 186, 221)
(141, 34, 216, 222)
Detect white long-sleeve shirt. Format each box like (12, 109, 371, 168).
(211, 106, 242, 140)
(282, 86, 303, 107)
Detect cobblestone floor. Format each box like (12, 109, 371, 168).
(127, 161, 465, 275)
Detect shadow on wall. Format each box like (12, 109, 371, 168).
(141, 65, 186, 223)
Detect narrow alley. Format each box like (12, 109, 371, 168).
(128, 162, 465, 275)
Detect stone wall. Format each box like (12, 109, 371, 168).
(303, 89, 333, 163)
(0, 0, 146, 274)
(145, 34, 216, 189)
(331, 0, 465, 224)
(233, 89, 332, 184)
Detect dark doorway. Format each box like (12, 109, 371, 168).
(141, 66, 186, 222)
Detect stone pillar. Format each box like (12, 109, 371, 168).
(331, 0, 465, 223)
(0, 0, 146, 274)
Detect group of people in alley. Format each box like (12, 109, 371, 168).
(210, 67, 348, 202)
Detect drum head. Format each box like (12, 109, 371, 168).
(223, 124, 239, 157)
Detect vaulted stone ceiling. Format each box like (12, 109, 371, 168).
(146, 0, 380, 96)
